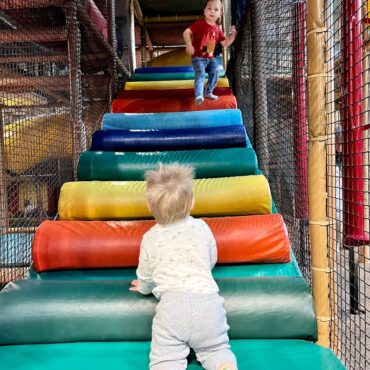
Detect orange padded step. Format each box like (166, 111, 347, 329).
(33, 214, 290, 272)
(111, 95, 237, 113)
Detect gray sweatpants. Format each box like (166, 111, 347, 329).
(150, 292, 237, 370)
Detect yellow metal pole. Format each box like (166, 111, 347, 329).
(307, 0, 331, 347)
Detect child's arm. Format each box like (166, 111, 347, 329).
(132, 237, 155, 295)
(183, 28, 195, 56)
(204, 225, 217, 269)
(220, 26, 237, 48)
(209, 235, 217, 269)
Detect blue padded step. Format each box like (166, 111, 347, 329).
(135, 66, 195, 73)
(91, 126, 247, 152)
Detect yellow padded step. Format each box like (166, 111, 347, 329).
(124, 78, 229, 90)
(58, 175, 272, 220)
(147, 48, 191, 67)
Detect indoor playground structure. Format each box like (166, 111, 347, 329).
(0, 1, 369, 370)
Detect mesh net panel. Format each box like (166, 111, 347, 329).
(325, 0, 370, 368)
(233, 0, 369, 368)
(0, 0, 128, 289)
(1, 0, 370, 368)
(233, 0, 311, 281)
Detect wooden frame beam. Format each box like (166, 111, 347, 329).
(0, 75, 109, 93)
(0, 53, 110, 64)
(0, 0, 65, 10)
(0, 27, 67, 43)
(144, 15, 201, 24)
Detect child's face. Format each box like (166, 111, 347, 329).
(204, 0, 222, 25)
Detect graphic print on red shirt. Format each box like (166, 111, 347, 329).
(190, 19, 225, 58)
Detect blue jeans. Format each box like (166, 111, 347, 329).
(192, 57, 219, 98)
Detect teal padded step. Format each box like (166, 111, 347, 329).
(0, 340, 345, 369)
(0, 277, 316, 344)
(102, 110, 243, 131)
(130, 71, 225, 81)
(78, 147, 258, 181)
(27, 253, 302, 280)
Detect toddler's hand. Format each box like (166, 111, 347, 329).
(230, 26, 237, 37)
(129, 279, 139, 292)
(186, 44, 195, 56)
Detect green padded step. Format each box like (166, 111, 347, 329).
(27, 254, 302, 280)
(78, 147, 258, 181)
(0, 277, 316, 345)
(0, 340, 345, 369)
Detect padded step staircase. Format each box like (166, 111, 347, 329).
(0, 66, 345, 369)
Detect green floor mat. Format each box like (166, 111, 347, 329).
(0, 340, 345, 370)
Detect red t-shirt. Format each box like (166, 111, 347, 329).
(190, 19, 225, 58)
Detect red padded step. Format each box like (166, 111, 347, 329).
(111, 95, 237, 113)
(32, 214, 290, 272)
(117, 87, 233, 100)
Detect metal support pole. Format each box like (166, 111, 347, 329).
(0, 104, 9, 231)
(349, 249, 365, 314)
(325, 0, 339, 349)
(292, 2, 308, 220)
(65, 1, 86, 179)
(130, 0, 137, 72)
(252, 0, 269, 175)
(342, 0, 368, 246)
(140, 26, 146, 67)
(107, 0, 118, 102)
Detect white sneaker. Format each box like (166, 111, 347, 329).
(205, 93, 219, 100)
(195, 96, 204, 105)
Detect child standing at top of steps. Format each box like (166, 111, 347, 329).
(130, 163, 237, 370)
(183, 0, 237, 105)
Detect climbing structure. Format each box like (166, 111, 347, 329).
(0, 63, 345, 369)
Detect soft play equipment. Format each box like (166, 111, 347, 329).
(124, 78, 229, 90)
(135, 66, 194, 73)
(3, 114, 72, 174)
(111, 95, 237, 113)
(134, 66, 224, 74)
(0, 277, 316, 345)
(102, 109, 243, 130)
(58, 175, 272, 220)
(145, 50, 223, 68)
(32, 215, 290, 272)
(28, 256, 303, 280)
(117, 87, 232, 99)
(90, 126, 246, 152)
(130, 71, 225, 81)
(0, 340, 346, 370)
(86, 0, 108, 40)
(77, 148, 258, 181)
(0, 53, 346, 370)
(146, 48, 192, 66)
